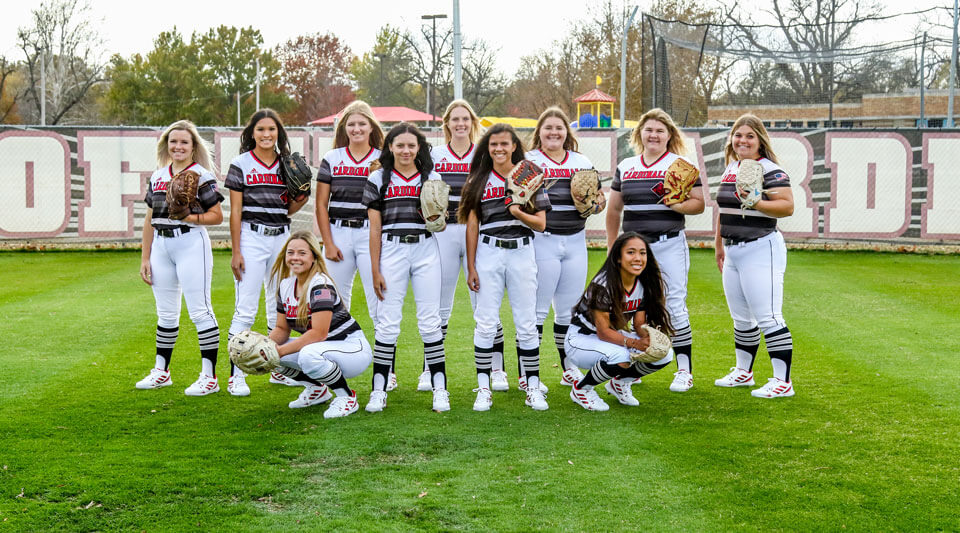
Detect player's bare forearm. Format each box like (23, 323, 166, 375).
(269, 315, 292, 346)
(755, 187, 794, 218)
(509, 205, 546, 232)
(189, 204, 223, 226)
(141, 208, 154, 260)
(287, 194, 309, 215)
(669, 188, 705, 215)
(229, 190, 243, 253)
(314, 184, 335, 244)
(367, 209, 383, 276)
(605, 192, 624, 249)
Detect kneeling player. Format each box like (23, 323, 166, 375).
(268, 231, 373, 418)
(565, 232, 675, 410)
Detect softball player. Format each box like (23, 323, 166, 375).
(362, 123, 449, 413)
(225, 109, 310, 396)
(565, 232, 675, 410)
(420, 100, 509, 393)
(459, 123, 551, 412)
(525, 106, 603, 389)
(605, 108, 704, 393)
(137, 120, 224, 395)
(267, 231, 372, 417)
(714, 114, 796, 398)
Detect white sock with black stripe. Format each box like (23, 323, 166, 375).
(764, 326, 794, 382)
(734, 326, 762, 371)
(672, 324, 693, 372)
(424, 339, 446, 389)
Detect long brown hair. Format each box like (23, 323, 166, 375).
(334, 100, 384, 150)
(270, 231, 335, 329)
(240, 109, 290, 157)
(457, 123, 526, 224)
(630, 108, 686, 156)
(581, 232, 673, 334)
(724, 113, 779, 165)
(531, 106, 578, 152)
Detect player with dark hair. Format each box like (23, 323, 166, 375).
(525, 106, 604, 389)
(565, 232, 675, 410)
(225, 109, 309, 396)
(715, 114, 796, 398)
(362, 122, 449, 413)
(137, 120, 224, 395)
(605, 108, 704, 393)
(459, 123, 551, 411)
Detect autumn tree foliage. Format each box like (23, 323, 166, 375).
(275, 33, 356, 125)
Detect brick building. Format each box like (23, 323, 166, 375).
(707, 89, 960, 128)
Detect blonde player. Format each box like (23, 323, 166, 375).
(714, 114, 795, 398)
(137, 120, 224, 395)
(525, 106, 604, 388)
(605, 108, 704, 392)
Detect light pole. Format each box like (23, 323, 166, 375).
(453, 0, 462, 100)
(374, 53, 387, 106)
(619, 6, 639, 128)
(422, 13, 448, 124)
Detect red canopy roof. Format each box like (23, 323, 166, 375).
(308, 106, 439, 125)
(573, 88, 616, 103)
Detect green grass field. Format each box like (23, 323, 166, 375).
(0, 249, 958, 531)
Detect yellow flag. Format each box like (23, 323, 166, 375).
(596, 75, 603, 87)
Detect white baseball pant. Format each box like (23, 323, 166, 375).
(436, 222, 477, 323)
(565, 327, 674, 368)
(150, 227, 217, 331)
(277, 330, 373, 380)
(473, 239, 539, 350)
(649, 231, 691, 330)
(324, 222, 378, 325)
(375, 236, 443, 345)
(722, 231, 787, 333)
(229, 225, 287, 336)
(534, 230, 588, 326)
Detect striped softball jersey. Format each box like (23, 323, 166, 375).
(224, 151, 291, 227)
(431, 143, 473, 223)
(361, 168, 443, 237)
(145, 163, 223, 230)
(275, 272, 361, 339)
(524, 149, 595, 234)
(717, 157, 791, 242)
(612, 151, 702, 238)
(571, 272, 645, 334)
(477, 169, 551, 239)
(317, 146, 381, 222)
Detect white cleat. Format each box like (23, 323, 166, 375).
(386, 372, 398, 392)
(491, 370, 509, 391)
(518, 376, 549, 394)
(228, 372, 250, 397)
(432, 388, 451, 412)
(288, 384, 332, 408)
(751, 377, 795, 398)
(417, 371, 432, 392)
(561, 367, 584, 387)
(715, 367, 755, 387)
(323, 391, 360, 418)
(184, 374, 219, 396)
(365, 390, 388, 413)
(473, 387, 493, 411)
(669, 370, 693, 393)
(525, 388, 549, 411)
(605, 378, 640, 406)
(269, 372, 299, 386)
(136, 368, 172, 390)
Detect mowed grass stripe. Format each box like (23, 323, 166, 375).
(1, 249, 959, 531)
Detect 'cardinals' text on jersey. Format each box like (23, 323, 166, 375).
(317, 146, 381, 222)
(362, 168, 443, 237)
(431, 143, 473, 223)
(275, 272, 361, 339)
(571, 272, 645, 334)
(717, 157, 791, 242)
(612, 151, 702, 238)
(224, 151, 291, 227)
(477, 170, 551, 240)
(525, 149, 596, 235)
(145, 163, 223, 230)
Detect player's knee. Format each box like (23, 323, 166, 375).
(299, 352, 334, 380)
(732, 319, 758, 331)
(157, 314, 179, 328)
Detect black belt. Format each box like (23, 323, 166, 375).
(333, 219, 366, 228)
(481, 235, 530, 249)
(641, 230, 681, 242)
(248, 223, 288, 236)
(385, 233, 431, 244)
(724, 234, 763, 246)
(156, 227, 190, 238)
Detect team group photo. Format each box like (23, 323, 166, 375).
(1, 0, 957, 530)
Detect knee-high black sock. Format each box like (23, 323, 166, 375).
(273, 365, 325, 387)
(475, 345, 494, 389)
(631, 357, 672, 378)
(553, 324, 569, 370)
(672, 324, 692, 372)
(578, 360, 620, 388)
(764, 326, 793, 382)
(155, 325, 178, 370)
(197, 326, 219, 375)
(425, 339, 446, 389)
(493, 323, 505, 373)
(313, 362, 351, 397)
(734, 326, 762, 371)
(517, 345, 540, 382)
(372, 341, 395, 391)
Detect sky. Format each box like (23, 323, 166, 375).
(1, 0, 951, 80)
